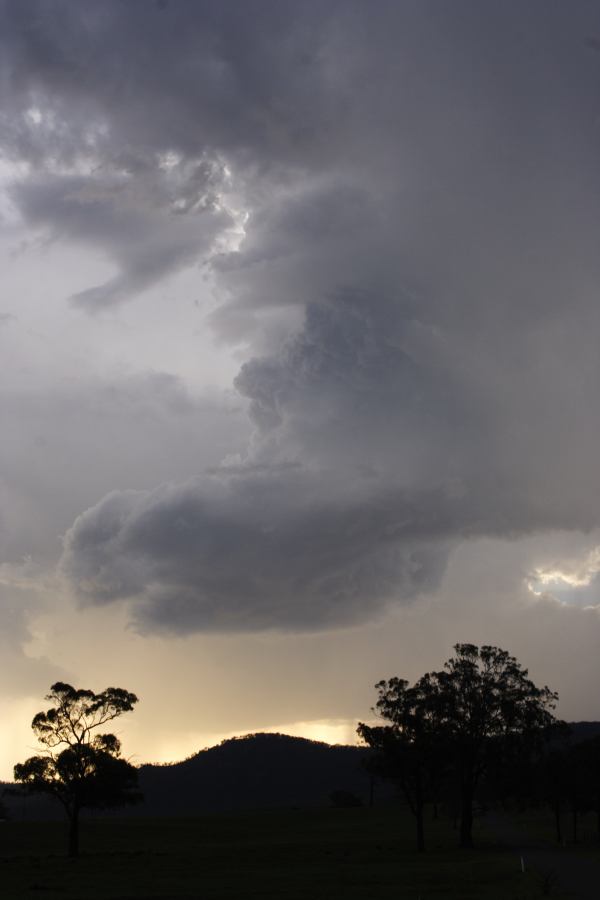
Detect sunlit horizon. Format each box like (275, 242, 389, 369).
(144, 719, 363, 769)
(0, 714, 363, 782)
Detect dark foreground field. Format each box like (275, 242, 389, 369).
(0, 806, 557, 900)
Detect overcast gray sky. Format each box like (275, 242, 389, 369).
(3, 0, 600, 777)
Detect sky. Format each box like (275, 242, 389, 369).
(3, 0, 600, 779)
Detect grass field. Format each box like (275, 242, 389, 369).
(0, 806, 557, 899)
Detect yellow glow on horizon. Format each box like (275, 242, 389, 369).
(0, 696, 42, 783)
(144, 719, 361, 767)
(2, 712, 361, 782)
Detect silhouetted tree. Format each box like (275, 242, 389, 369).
(476, 718, 568, 842)
(577, 735, 600, 840)
(422, 644, 558, 848)
(358, 677, 447, 852)
(14, 682, 140, 857)
(526, 728, 600, 845)
(559, 735, 600, 844)
(362, 645, 559, 851)
(541, 744, 570, 843)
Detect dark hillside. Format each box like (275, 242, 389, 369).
(136, 732, 375, 815)
(567, 721, 600, 742)
(2, 732, 382, 820)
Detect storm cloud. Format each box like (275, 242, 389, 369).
(4, 1, 600, 632)
(61, 476, 453, 633)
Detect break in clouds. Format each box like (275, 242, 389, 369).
(3, 0, 600, 632)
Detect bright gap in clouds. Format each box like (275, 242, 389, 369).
(528, 544, 600, 606)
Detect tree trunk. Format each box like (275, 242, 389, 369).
(415, 772, 425, 853)
(416, 804, 425, 853)
(554, 799, 562, 845)
(572, 802, 578, 845)
(459, 776, 474, 849)
(68, 806, 80, 858)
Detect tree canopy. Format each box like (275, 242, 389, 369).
(359, 644, 559, 849)
(428, 644, 558, 846)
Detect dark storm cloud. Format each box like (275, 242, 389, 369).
(61, 284, 600, 633)
(0, 0, 355, 306)
(233, 288, 600, 539)
(4, 1, 600, 630)
(3, 0, 600, 314)
(0, 0, 349, 166)
(61, 476, 452, 633)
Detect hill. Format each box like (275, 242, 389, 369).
(567, 721, 600, 742)
(2, 732, 379, 820)
(136, 732, 375, 816)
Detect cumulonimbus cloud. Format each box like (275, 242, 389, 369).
(4, 1, 600, 631)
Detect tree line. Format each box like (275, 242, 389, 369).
(10, 643, 600, 857)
